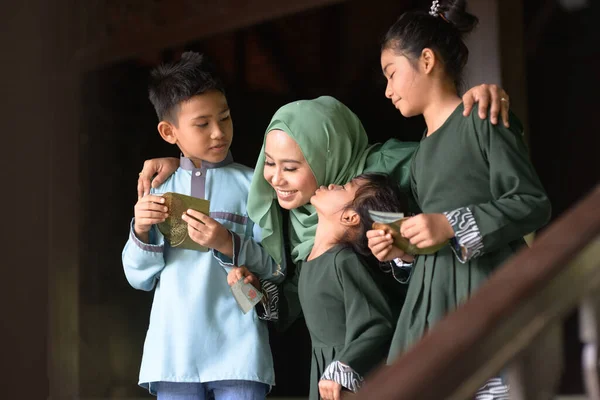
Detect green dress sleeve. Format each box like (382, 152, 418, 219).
(364, 139, 418, 193)
(333, 251, 394, 376)
(457, 110, 551, 255)
(276, 262, 304, 332)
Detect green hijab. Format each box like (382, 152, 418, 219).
(247, 96, 418, 265)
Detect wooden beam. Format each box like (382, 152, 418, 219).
(74, 0, 346, 71)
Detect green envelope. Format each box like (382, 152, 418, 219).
(368, 210, 448, 256)
(157, 192, 211, 252)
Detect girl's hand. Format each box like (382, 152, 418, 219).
(318, 379, 342, 400)
(400, 214, 454, 248)
(182, 210, 232, 255)
(137, 157, 180, 198)
(227, 266, 260, 290)
(366, 229, 409, 261)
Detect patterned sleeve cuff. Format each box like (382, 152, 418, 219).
(256, 279, 279, 321)
(211, 231, 241, 266)
(444, 207, 484, 263)
(320, 361, 364, 393)
(130, 219, 164, 253)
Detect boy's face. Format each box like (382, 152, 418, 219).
(160, 90, 233, 166)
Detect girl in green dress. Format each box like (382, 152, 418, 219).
(369, 0, 551, 398)
(232, 172, 408, 400)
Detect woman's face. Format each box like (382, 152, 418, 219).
(263, 129, 319, 210)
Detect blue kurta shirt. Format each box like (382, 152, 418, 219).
(122, 154, 284, 394)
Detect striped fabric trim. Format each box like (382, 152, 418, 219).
(211, 231, 239, 267)
(444, 207, 484, 263)
(321, 361, 364, 393)
(256, 279, 279, 321)
(210, 211, 248, 225)
(474, 377, 510, 399)
(272, 263, 285, 278)
(393, 257, 413, 268)
(130, 220, 163, 253)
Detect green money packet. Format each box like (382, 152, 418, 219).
(368, 210, 448, 256)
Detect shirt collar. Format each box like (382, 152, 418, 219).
(179, 152, 234, 170)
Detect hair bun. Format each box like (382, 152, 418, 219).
(440, 0, 478, 34)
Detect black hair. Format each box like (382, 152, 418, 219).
(148, 51, 225, 125)
(339, 173, 409, 257)
(382, 0, 479, 92)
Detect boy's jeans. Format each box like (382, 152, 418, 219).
(156, 380, 269, 400)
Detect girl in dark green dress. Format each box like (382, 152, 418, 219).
(369, 0, 552, 398)
(303, 173, 408, 400)
(231, 172, 408, 400)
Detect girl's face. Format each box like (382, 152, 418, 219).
(310, 179, 363, 221)
(381, 48, 428, 117)
(263, 129, 319, 210)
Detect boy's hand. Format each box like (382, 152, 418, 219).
(182, 210, 233, 255)
(134, 195, 168, 238)
(400, 213, 454, 249)
(367, 229, 411, 262)
(227, 266, 260, 290)
(318, 380, 342, 400)
(137, 157, 180, 198)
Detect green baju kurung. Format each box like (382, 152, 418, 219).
(388, 103, 551, 362)
(295, 245, 395, 400)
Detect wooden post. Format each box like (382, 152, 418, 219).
(47, 2, 83, 398)
(1, 0, 81, 398)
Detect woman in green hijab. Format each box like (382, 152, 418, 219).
(237, 96, 413, 400)
(248, 96, 416, 268)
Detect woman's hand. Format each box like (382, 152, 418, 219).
(137, 157, 180, 198)
(462, 84, 510, 127)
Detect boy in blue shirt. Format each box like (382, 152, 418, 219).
(122, 51, 284, 399)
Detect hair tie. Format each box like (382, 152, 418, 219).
(429, 0, 450, 23)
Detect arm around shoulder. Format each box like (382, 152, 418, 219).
(461, 108, 551, 256)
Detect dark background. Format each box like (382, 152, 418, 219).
(2, 0, 598, 398)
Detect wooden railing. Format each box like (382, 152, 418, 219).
(355, 184, 600, 400)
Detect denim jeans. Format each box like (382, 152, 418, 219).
(155, 380, 268, 400)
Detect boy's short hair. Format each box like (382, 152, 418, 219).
(148, 51, 225, 125)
